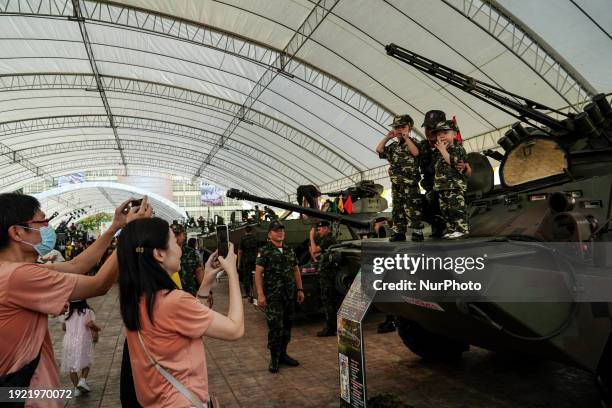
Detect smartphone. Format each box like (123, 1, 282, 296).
(216, 224, 229, 258)
(130, 198, 143, 207)
(122, 198, 143, 214)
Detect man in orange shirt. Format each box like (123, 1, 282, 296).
(0, 193, 151, 407)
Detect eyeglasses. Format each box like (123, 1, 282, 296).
(18, 218, 53, 227)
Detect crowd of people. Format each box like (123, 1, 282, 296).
(0, 109, 473, 407)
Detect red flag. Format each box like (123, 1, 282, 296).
(451, 116, 463, 144)
(344, 195, 353, 215)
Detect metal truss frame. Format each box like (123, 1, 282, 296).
(0, 0, 392, 128)
(0, 114, 315, 186)
(12, 138, 301, 190)
(0, 73, 359, 177)
(0, 141, 54, 184)
(442, 0, 595, 110)
(1, 155, 280, 197)
(195, 0, 340, 178)
(1, 149, 288, 198)
(97, 186, 116, 207)
(71, 0, 127, 169)
(37, 183, 187, 221)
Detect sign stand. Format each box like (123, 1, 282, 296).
(338, 269, 376, 407)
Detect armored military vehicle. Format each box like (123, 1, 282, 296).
(328, 43, 612, 404)
(226, 182, 391, 312)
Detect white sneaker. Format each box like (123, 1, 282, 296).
(445, 231, 466, 239)
(73, 388, 82, 397)
(77, 378, 90, 393)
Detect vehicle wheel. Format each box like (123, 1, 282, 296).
(335, 267, 356, 295)
(596, 375, 611, 408)
(596, 334, 612, 408)
(396, 318, 469, 361)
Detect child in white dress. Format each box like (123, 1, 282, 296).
(61, 300, 100, 396)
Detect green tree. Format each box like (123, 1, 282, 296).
(77, 213, 113, 232)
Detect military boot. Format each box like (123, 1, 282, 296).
(279, 342, 299, 367)
(377, 315, 396, 333)
(411, 230, 424, 242)
(317, 319, 337, 337)
(268, 348, 280, 373)
(389, 233, 406, 242)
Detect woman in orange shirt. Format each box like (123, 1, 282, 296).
(0, 193, 150, 408)
(117, 217, 244, 408)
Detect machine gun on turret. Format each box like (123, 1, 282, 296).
(322, 180, 384, 201)
(385, 43, 612, 194)
(385, 43, 612, 156)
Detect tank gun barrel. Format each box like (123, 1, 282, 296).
(226, 189, 370, 229)
(385, 43, 569, 132)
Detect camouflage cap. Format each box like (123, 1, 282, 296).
(388, 114, 414, 128)
(431, 120, 459, 133)
(422, 110, 447, 128)
(268, 220, 285, 232)
(316, 220, 330, 228)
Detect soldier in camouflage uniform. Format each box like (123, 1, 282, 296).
(432, 120, 470, 239)
(255, 221, 305, 373)
(237, 225, 258, 299)
(376, 114, 424, 242)
(309, 220, 338, 337)
(173, 224, 202, 296)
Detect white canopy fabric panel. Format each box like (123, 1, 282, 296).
(1, 0, 610, 200)
(35, 182, 187, 224)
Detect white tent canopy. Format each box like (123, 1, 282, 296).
(1, 0, 611, 199)
(35, 181, 187, 224)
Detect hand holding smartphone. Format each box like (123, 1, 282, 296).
(216, 224, 229, 258)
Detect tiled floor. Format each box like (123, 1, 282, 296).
(48, 282, 600, 407)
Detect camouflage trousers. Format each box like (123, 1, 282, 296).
(265, 296, 295, 350)
(391, 182, 423, 233)
(422, 190, 445, 237)
(438, 189, 469, 234)
(239, 264, 254, 296)
(319, 266, 338, 329)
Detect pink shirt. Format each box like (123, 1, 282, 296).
(0, 262, 78, 408)
(126, 290, 214, 408)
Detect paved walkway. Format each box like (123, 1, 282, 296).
(48, 282, 600, 407)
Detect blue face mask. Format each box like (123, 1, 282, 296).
(20, 226, 57, 256)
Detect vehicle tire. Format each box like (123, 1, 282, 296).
(396, 318, 469, 361)
(596, 375, 611, 408)
(596, 333, 612, 408)
(335, 267, 356, 295)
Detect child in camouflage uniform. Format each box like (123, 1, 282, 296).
(376, 114, 424, 242)
(432, 120, 469, 239)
